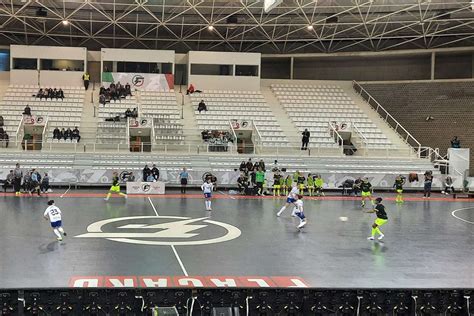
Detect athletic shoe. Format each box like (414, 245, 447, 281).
(276, 211, 282, 217)
(57, 237, 63, 241)
(104, 198, 109, 201)
(297, 221, 307, 229)
(124, 194, 128, 199)
(378, 234, 384, 240)
(367, 236, 375, 241)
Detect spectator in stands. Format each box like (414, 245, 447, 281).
(197, 100, 207, 113)
(237, 172, 249, 195)
(30, 169, 41, 196)
(65, 128, 73, 140)
(13, 163, 22, 196)
(258, 159, 266, 171)
(60, 128, 66, 140)
(2, 170, 14, 192)
(151, 164, 160, 181)
(179, 167, 189, 194)
(82, 72, 90, 90)
(239, 161, 247, 173)
(57, 88, 64, 100)
(131, 108, 138, 118)
(127, 172, 136, 182)
(423, 171, 433, 198)
(246, 158, 254, 173)
(125, 108, 132, 118)
(0, 115, 3, 127)
(47, 88, 54, 100)
(442, 176, 454, 195)
(301, 128, 310, 150)
(146, 173, 155, 182)
(99, 93, 106, 106)
(186, 83, 195, 95)
(41, 172, 50, 193)
(53, 127, 61, 140)
(0, 128, 8, 148)
(125, 83, 132, 96)
(23, 105, 31, 116)
(22, 171, 31, 195)
(35, 88, 43, 99)
(99, 86, 106, 95)
(72, 127, 81, 142)
(451, 136, 461, 148)
(142, 165, 151, 182)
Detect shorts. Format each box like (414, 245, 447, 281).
(51, 220, 62, 228)
(286, 197, 296, 204)
(110, 185, 120, 192)
(181, 178, 188, 185)
(273, 185, 280, 189)
(204, 193, 212, 199)
(361, 191, 371, 197)
(298, 184, 305, 190)
(295, 211, 305, 220)
(396, 189, 403, 194)
(307, 185, 314, 189)
(374, 218, 387, 226)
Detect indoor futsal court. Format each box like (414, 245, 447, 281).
(0, 190, 472, 289)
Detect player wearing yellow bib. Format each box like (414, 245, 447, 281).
(104, 172, 127, 201)
(283, 175, 292, 196)
(366, 197, 388, 240)
(360, 178, 374, 207)
(314, 174, 325, 197)
(273, 171, 282, 196)
(297, 173, 306, 195)
(306, 174, 314, 196)
(393, 175, 405, 203)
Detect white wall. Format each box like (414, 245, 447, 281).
(10, 45, 87, 64)
(10, 70, 39, 86)
(188, 51, 261, 91)
(40, 71, 83, 87)
(101, 48, 175, 63)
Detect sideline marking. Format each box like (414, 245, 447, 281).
(451, 207, 474, 224)
(60, 186, 71, 198)
(219, 190, 236, 200)
(148, 197, 189, 276)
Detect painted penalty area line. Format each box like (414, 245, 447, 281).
(451, 207, 474, 224)
(147, 197, 189, 277)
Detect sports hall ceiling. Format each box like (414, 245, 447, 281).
(0, 0, 473, 53)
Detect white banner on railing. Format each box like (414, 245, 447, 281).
(126, 181, 165, 195)
(102, 72, 174, 91)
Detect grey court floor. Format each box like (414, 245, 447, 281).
(0, 190, 473, 289)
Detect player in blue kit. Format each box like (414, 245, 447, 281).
(43, 200, 67, 241)
(276, 183, 299, 217)
(293, 195, 307, 230)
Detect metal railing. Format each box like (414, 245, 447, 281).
(328, 122, 345, 156)
(351, 121, 369, 156)
(352, 80, 422, 156)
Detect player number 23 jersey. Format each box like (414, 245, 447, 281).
(201, 182, 213, 193)
(44, 206, 62, 222)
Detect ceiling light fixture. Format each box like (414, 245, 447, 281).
(208, 25, 214, 31)
(62, 20, 69, 26)
(307, 25, 314, 30)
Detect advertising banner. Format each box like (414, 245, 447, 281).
(102, 72, 174, 91)
(126, 181, 165, 195)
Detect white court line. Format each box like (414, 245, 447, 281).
(147, 197, 189, 276)
(451, 207, 474, 224)
(219, 190, 236, 200)
(60, 186, 70, 198)
(147, 197, 160, 216)
(171, 245, 189, 276)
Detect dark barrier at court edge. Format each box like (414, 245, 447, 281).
(0, 288, 471, 315)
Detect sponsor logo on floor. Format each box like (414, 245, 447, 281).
(75, 216, 241, 245)
(69, 276, 309, 288)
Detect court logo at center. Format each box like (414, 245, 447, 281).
(75, 216, 241, 246)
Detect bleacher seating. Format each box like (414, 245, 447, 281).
(362, 81, 474, 173)
(271, 84, 393, 148)
(190, 90, 288, 147)
(1, 85, 84, 143)
(141, 91, 184, 144)
(96, 96, 137, 145)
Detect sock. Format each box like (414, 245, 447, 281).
(53, 229, 61, 239)
(58, 227, 64, 234)
(278, 206, 286, 214)
(375, 227, 382, 236)
(277, 189, 280, 196)
(371, 227, 376, 237)
(208, 201, 212, 209)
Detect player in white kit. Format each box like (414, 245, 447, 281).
(276, 183, 299, 217)
(43, 200, 67, 241)
(293, 195, 307, 229)
(201, 178, 214, 211)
